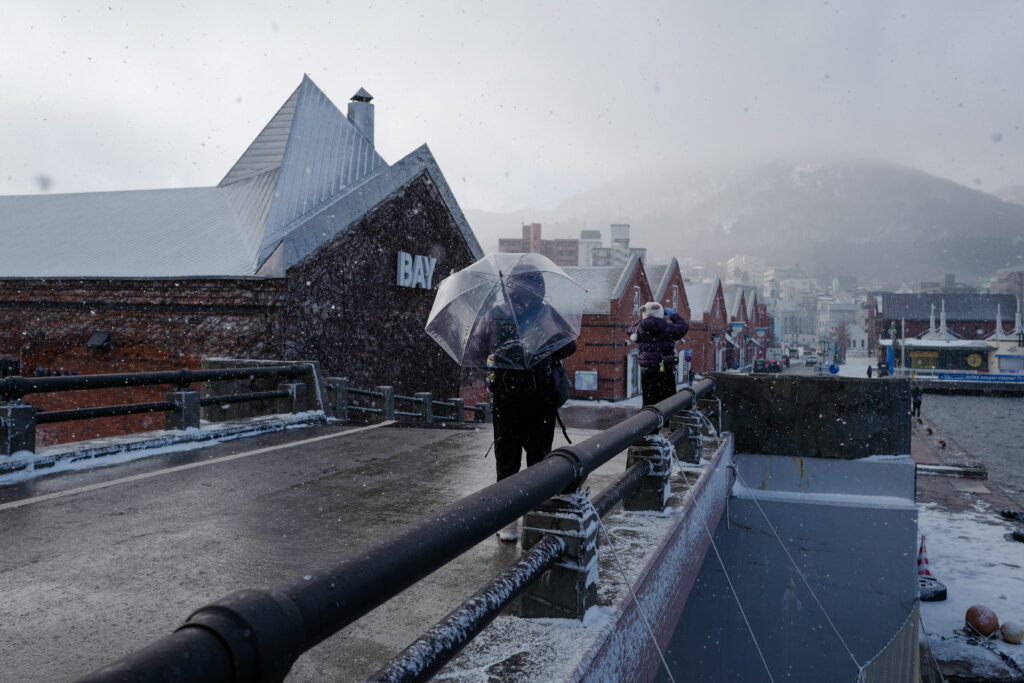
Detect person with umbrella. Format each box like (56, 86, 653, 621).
(426, 254, 583, 542)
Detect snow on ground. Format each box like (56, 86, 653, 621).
(918, 501, 1024, 675)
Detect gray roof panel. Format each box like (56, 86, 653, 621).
(259, 76, 386, 267)
(219, 86, 299, 186)
(0, 188, 254, 277)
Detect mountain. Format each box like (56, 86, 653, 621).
(465, 161, 1024, 283)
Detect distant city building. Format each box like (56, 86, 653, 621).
(762, 265, 806, 298)
(589, 224, 646, 267)
(867, 292, 1019, 349)
(725, 255, 765, 286)
(578, 230, 603, 269)
(991, 265, 1024, 307)
(497, 223, 578, 266)
(831, 275, 858, 295)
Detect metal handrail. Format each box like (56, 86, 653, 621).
(78, 378, 715, 682)
(37, 401, 179, 424)
(0, 365, 310, 401)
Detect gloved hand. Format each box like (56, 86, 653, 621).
(665, 308, 675, 316)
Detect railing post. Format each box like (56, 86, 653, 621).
(668, 414, 702, 464)
(476, 402, 492, 424)
(376, 386, 395, 421)
(520, 492, 599, 620)
(414, 392, 433, 423)
(1, 401, 37, 455)
(449, 398, 464, 424)
(164, 390, 200, 430)
(284, 382, 307, 413)
(623, 436, 672, 511)
(328, 377, 348, 422)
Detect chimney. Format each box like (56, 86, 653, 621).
(348, 87, 374, 145)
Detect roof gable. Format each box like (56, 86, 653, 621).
(253, 76, 387, 268)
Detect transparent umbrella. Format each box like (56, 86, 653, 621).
(425, 252, 586, 369)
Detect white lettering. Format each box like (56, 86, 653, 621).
(423, 256, 437, 289)
(397, 251, 413, 286)
(412, 255, 427, 288)
(397, 252, 438, 289)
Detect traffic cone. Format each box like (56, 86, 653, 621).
(917, 534, 947, 601)
(917, 534, 933, 577)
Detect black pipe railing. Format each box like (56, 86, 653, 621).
(78, 378, 715, 682)
(197, 390, 291, 407)
(372, 451, 666, 682)
(0, 365, 309, 401)
(367, 535, 567, 683)
(36, 401, 179, 424)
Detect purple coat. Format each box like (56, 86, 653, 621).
(628, 313, 689, 368)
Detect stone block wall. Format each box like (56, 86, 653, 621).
(710, 372, 911, 458)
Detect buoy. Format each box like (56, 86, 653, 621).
(966, 605, 999, 637)
(1001, 620, 1023, 644)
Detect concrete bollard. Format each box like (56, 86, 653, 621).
(623, 436, 673, 511)
(449, 398, 465, 424)
(520, 493, 599, 620)
(1, 401, 37, 455)
(376, 386, 395, 421)
(165, 390, 200, 431)
(284, 382, 307, 413)
(328, 377, 348, 422)
(415, 392, 433, 423)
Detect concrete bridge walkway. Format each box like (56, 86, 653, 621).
(0, 419, 665, 681)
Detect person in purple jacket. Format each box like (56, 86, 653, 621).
(628, 301, 689, 406)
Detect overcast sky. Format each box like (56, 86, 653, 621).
(4, 1, 1024, 212)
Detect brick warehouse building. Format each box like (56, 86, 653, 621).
(0, 76, 483, 445)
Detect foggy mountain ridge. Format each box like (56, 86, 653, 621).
(465, 161, 1024, 282)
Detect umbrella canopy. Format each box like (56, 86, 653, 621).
(425, 252, 586, 369)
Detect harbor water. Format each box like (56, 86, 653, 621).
(924, 393, 1024, 508)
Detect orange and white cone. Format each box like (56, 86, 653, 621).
(918, 534, 933, 577)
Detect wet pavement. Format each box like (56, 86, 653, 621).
(0, 419, 633, 682)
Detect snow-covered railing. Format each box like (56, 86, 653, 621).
(0, 365, 313, 456)
(325, 378, 491, 424)
(77, 379, 717, 683)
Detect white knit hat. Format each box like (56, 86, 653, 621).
(642, 301, 664, 319)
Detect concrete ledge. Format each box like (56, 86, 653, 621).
(0, 411, 326, 480)
(438, 435, 735, 681)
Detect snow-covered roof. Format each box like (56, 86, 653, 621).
(645, 257, 678, 301)
(0, 75, 481, 278)
(561, 267, 624, 314)
(684, 277, 721, 322)
(878, 293, 1017, 322)
(562, 256, 643, 315)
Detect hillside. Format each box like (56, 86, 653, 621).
(466, 162, 1024, 283)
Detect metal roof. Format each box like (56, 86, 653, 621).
(878, 293, 1018, 321)
(0, 187, 254, 277)
(561, 267, 628, 314)
(0, 76, 481, 278)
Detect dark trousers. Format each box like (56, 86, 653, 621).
(641, 365, 677, 406)
(492, 400, 557, 481)
(912, 399, 921, 417)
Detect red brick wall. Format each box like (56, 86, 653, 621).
(0, 277, 283, 445)
(564, 265, 652, 401)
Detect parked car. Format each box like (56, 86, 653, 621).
(805, 354, 817, 365)
(753, 359, 768, 373)
(768, 359, 783, 372)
